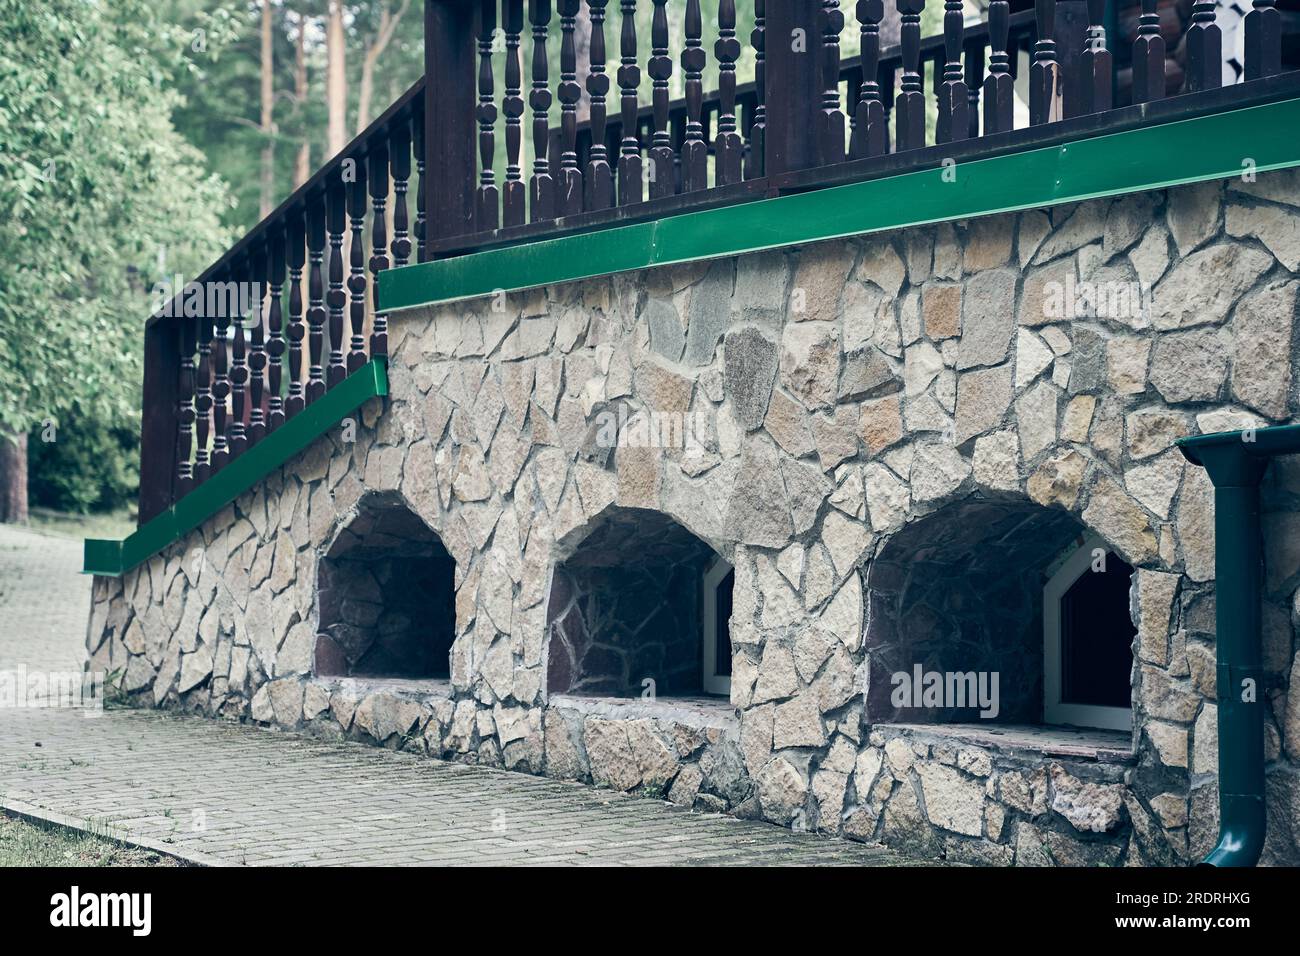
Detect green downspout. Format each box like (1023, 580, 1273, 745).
(1176, 423, 1300, 866)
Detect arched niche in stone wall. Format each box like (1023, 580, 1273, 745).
(864, 498, 1135, 731)
(545, 506, 735, 700)
(314, 491, 457, 680)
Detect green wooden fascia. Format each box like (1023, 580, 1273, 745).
(84, 359, 389, 577)
(380, 94, 1300, 312)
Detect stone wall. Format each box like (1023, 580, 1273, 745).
(88, 168, 1300, 865)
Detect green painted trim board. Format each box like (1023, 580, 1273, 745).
(379, 95, 1300, 312)
(84, 360, 389, 576)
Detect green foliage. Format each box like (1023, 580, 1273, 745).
(0, 0, 233, 517)
(163, 1, 427, 237)
(0, 0, 233, 439)
(27, 412, 140, 514)
(164, 0, 312, 235)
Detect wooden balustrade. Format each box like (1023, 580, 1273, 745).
(413, 0, 1291, 258)
(136, 1, 1298, 524)
(137, 83, 424, 523)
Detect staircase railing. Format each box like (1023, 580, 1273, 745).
(137, 79, 424, 524)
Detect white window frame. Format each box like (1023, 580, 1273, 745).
(702, 555, 734, 696)
(1042, 536, 1133, 732)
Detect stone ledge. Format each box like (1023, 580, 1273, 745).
(887, 722, 1136, 764)
(309, 675, 453, 702)
(549, 693, 738, 733)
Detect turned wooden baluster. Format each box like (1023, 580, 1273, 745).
(267, 226, 286, 431)
(211, 284, 231, 471)
(936, 0, 968, 144)
(194, 315, 213, 483)
(746, 0, 765, 178)
(983, 0, 1014, 133)
(476, 0, 499, 230)
(558, 0, 584, 214)
(964, 40, 984, 139)
(176, 317, 197, 496)
(326, 176, 348, 389)
(648, 0, 676, 198)
(585, 0, 614, 210)
(681, 0, 707, 191)
(369, 142, 391, 359)
(1029, 0, 1060, 124)
(716, 0, 744, 183)
(229, 262, 248, 459)
(286, 211, 307, 417)
(851, 1, 887, 158)
(247, 244, 268, 445)
(414, 111, 427, 262)
(391, 121, 412, 268)
(503, 0, 526, 227)
(617, 0, 642, 205)
(895, 0, 925, 152)
(347, 159, 369, 373)
(306, 199, 327, 404)
(1078, 0, 1112, 114)
(530, 0, 556, 220)
(1245, 0, 1282, 80)
(818, 1, 846, 166)
(1131, 0, 1165, 105)
(1185, 0, 1221, 91)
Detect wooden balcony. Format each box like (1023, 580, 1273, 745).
(130, 0, 1298, 552)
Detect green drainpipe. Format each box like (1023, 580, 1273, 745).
(1176, 423, 1300, 867)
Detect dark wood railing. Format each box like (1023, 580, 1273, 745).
(137, 81, 424, 524)
(136, 0, 1293, 524)
(422, 0, 1291, 256)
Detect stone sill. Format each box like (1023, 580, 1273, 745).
(549, 693, 738, 732)
(888, 722, 1136, 765)
(310, 675, 453, 701)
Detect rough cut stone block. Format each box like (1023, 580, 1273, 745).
(957, 270, 1017, 369)
(723, 327, 779, 430)
(955, 363, 1014, 445)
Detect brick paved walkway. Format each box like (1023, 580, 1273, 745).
(0, 524, 914, 866)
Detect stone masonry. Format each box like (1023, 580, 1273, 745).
(88, 168, 1300, 864)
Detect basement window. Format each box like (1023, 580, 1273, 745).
(703, 556, 735, 696)
(864, 499, 1134, 732)
(1043, 538, 1135, 732)
(546, 508, 733, 699)
(314, 493, 456, 680)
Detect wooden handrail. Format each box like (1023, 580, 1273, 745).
(138, 77, 426, 524)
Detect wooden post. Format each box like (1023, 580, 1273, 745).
(765, 0, 820, 186)
(1055, 0, 1090, 119)
(1029, 0, 1061, 125)
(424, 0, 478, 253)
(1077, 0, 1113, 115)
(139, 319, 181, 525)
(983, 0, 1014, 134)
(895, 0, 927, 150)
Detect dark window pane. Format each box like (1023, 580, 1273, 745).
(1060, 552, 1134, 708)
(715, 568, 734, 677)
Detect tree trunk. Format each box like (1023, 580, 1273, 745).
(357, 0, 411, 135)
(293, 12, 311, 190)
(260, 0, 276, 219)
(326, 0, 347, 160)
(0, 430, 29, 525)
